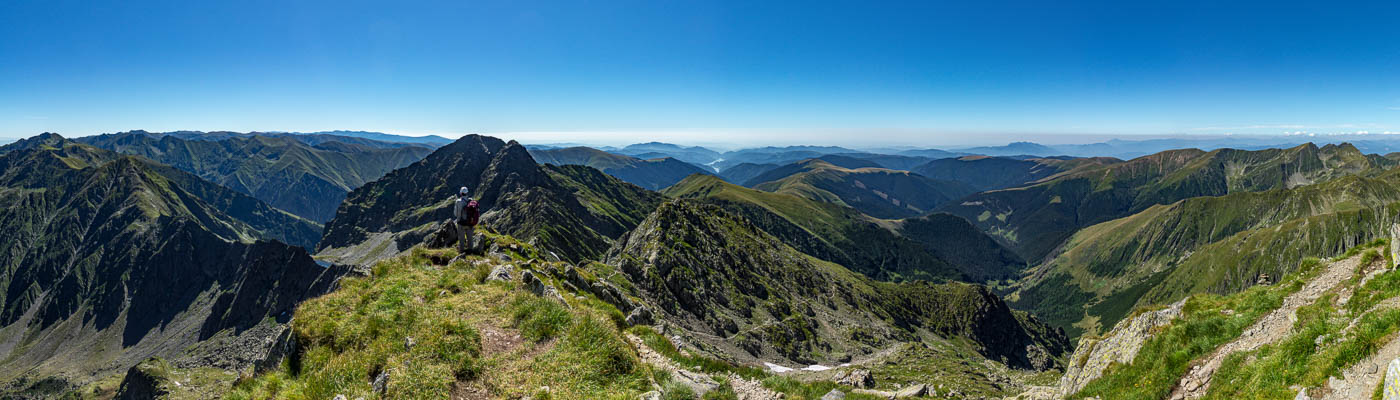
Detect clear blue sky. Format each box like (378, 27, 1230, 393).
(2, 0, 1399, 146)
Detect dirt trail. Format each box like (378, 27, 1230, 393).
(626, 334, 785, 400)
(1169, 255, 1364, 400)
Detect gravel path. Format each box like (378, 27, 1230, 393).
(1169, 254, 1364, 400)
(626, 334, 785, 400)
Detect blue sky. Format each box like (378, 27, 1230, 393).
(2, 0, 1399, 146)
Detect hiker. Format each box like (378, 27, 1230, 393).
(453, 186, 480, 254)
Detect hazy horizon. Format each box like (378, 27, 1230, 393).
(9, 129, 1400, 154)
(4, 1, 1399, 146)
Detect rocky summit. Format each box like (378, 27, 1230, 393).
(318, 134, 661, 266)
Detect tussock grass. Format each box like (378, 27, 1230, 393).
(229, 247, 651, 399)
(510, 294, 572, 342)
(1074, 254, 1322, 399)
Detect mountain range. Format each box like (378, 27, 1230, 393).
(77, 131, 433, 224)
(527, 146, 712, 190)
(10, 130, 1400, 399)
(0, 134, 348, 396)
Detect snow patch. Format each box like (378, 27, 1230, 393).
(764, 362, 793, 373)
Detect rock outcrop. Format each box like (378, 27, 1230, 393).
(1021, 299, 1184, 399)
(114, 359, 172, 400)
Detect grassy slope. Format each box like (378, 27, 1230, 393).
(1013, 169, 1400, 338)
(909, 156, 1071, 192)
(226, 237, 974, 399)
(941, 143, 1389, 262)
(664, 174, 1021, 282)
(750, 160, 977, 219)
(1075, 242, 1400, 399)
(605, 200, 1068, 370)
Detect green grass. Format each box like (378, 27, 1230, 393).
(661, 381, 697, 400)
(228, 247, 653, 399)
(1204, 305, 1400, 399)
(629, 326, 767, 380)
(1074, 255, 1323, 399)
(510, 294, 572, 342)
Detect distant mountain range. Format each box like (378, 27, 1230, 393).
(527, 146, 712, 190)
(77, 131, 433, 224)
(749, 159, 977, 219)
(265, 130, 454, 146)
(527, 135, 1400, 167)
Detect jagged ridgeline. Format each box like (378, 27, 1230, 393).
(0, 134, 347, 395)
(605, 200, 1070, 369)
(78, 131, 434, 223)
(317, 135, 663, 264)
(664, 174, 1023, 282)
(941, 143, 1394, 263)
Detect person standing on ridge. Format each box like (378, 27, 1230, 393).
(453, 186, 480, 254)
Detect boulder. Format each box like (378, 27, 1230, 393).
(522, 270, 567, 304)
(893, 383, 926, 398)
(837, 369, 874, 389)
(821, 389, 846, 400)
(371, 369, 389, 396)
(626, 306, 655, 326)
(423, 220, 459, 249)
(422, 220, 487, 254)
(254, 324, 297, 374)
(639, 391, 661, 400)
(851, 388, 895, 399)
(1386, 358, 1400, 400)
(115, 358, 172, 400)
(486, 264, 515, 282)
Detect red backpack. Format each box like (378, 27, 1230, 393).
(463, 200, 480, 226)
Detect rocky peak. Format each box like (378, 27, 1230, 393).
(475, 140, 553, 212)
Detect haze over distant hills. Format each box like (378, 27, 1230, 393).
(527, 134, 1400, 167)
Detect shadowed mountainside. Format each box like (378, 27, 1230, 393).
(318, 135, 663, 264)
(0, 134, 348, 395)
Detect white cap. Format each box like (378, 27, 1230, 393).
(459, 186, 470, 196)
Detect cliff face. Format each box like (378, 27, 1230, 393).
(0, 136, 349, 394)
